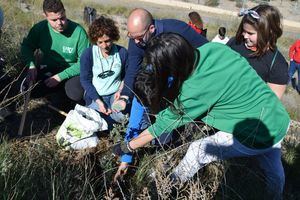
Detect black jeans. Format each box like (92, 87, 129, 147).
(64, 75, 84, 103)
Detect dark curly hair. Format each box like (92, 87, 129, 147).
(88, 16, 120, 44)
(43, 0, 65, 13)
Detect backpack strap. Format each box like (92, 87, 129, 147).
(270, 49, 278, 71)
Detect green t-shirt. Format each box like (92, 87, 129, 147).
(148, 42, 290, 149)
(21, 19, 89, 81)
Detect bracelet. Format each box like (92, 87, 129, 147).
(126, 142, 134, 152)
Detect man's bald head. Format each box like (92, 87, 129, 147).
(127, 8, 153, 34)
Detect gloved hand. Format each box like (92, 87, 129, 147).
(112, 141, 132, 157)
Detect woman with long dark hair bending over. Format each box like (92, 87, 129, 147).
(113, 33, 290, 199)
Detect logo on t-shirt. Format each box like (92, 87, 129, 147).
(63, 46, 74, 54)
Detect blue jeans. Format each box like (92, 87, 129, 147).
(288, 60, 300, 90)
(121, 97, 172, 163)
(87, 94, 126, 130)
(173, 131, 285, 200)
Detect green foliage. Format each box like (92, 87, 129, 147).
(102, 6, 129, 16)
(0, 0, 44, 77)
(0, 134, 117, 199)
(283, 141, 298, 166)
(205, 0, 220, 7)
(282, 136, 300, 199)
(287, 108, 300, 121)
(109, 114, 128, 143)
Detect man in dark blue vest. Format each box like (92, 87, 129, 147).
(113, 8, 208, 181)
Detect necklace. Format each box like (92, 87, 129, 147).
(97, 47, 115, 79)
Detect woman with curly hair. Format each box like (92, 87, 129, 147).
(80, 16, 128, 129)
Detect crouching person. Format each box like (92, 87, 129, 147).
(21, 0, 89, 108)
(80, 16, 129, 130)
(113, 33, 290, 199)
(113, 8, 208, 180)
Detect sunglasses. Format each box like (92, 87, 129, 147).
(238, 9, 260, 19)
(98, 70, 115, 79)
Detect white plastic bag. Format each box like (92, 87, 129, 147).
(56, 104, 108, 150)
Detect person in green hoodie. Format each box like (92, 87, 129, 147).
(21, 0, 89, 102)
(113, 33, 290, 199)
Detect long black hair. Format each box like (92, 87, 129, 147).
(134, 33, 198, 113)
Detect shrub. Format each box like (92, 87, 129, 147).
(205, 0, 220, 7)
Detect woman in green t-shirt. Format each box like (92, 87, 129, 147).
(113, 33, 290, 199)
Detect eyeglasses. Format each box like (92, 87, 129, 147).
(238, 9, 260, 20)
(127, 25, 150, 40)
